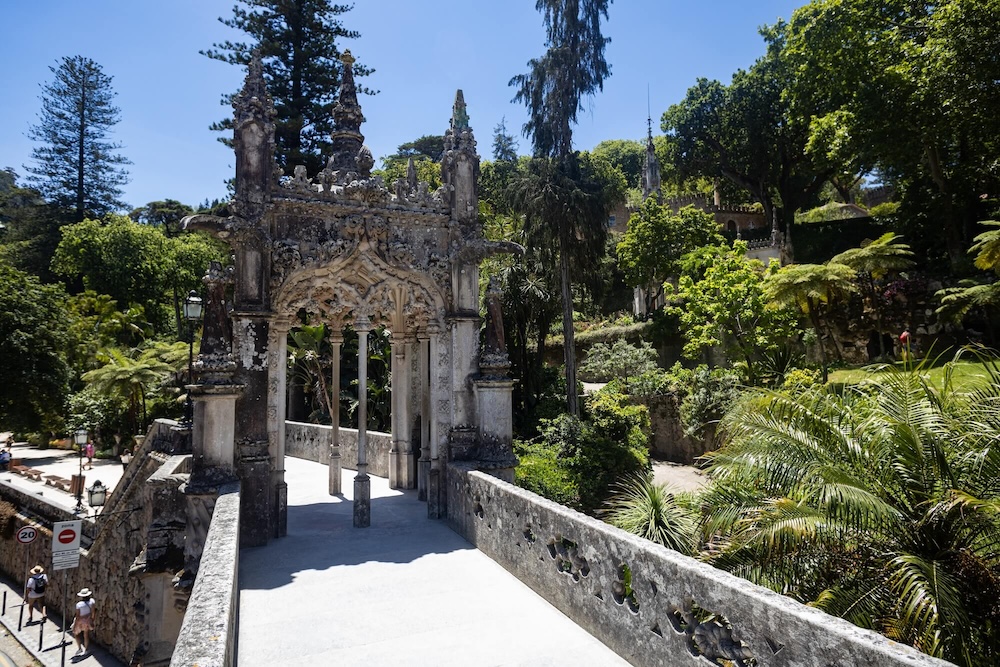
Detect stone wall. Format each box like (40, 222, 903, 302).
(447, 464, 952, 667)
(285, 421, 392, 477)
(640, 394, 714, 464)
(0, 420, 180, 664)
(170, 483, 240, 667)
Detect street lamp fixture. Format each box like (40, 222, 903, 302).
(73, 427, 88, 514)
(87, 480, 107, 513)
(182, 290, 203, 428)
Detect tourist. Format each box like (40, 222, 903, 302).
(73, 587, 96, 657)
(0, 448, 10, 471)
(23, 565, 47, 622)
(120, 446, 133, 471)
(84, 440, 95, 470)
(899, 328, 912, 361)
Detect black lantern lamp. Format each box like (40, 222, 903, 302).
(182, 290, 203, 427)
(73, 427, 88, 514)
(87, 480, 107, 513)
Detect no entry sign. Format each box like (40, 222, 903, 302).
(51, 520, 81, 571)
(15, 526, 37, 544)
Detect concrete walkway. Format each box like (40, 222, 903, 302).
(0, 443, 126, 516)
(238, 458, 631, 667)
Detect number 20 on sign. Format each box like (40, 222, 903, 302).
(15, 526, 37, 544)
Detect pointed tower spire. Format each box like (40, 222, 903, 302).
(327, 50, 366, 174)
(232, 49, 276, 217)
(451, 90, 470, 130)
(641, 111, 661, 202)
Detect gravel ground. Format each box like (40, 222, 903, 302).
(0, 626, 40, 666)
(651, 460, 709, 493)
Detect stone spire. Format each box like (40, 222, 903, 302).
(327, 50, 367, 174)
(441, 89, 479, 223)
(451, 90, 470, 131)
(641, 115, 661, 202)
(232, 49, 276, 218)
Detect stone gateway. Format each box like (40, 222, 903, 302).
(183, 51, 518, 546)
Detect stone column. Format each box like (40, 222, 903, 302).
(190, 385, 242, 468)
(390, 336, 416, 489)
(427, 326, 445, 519)
(268, 318, 290, 538)
(417, 333, 431, 500)
(388, 336, 401, 489)
(328, 332, 343, 495)
(353, 314, 371, 528)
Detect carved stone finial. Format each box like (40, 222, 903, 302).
(406, 157, 417, 191)
(641, 118, 661, 202)
(327, 50, 366, 174)
(451, 89, 470, 131)
(481, 275, 510, 376)
(196, 261, 236, 383)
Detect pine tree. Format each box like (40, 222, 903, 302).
(202, 0, 372, 175)
(25, 56, 131, 222)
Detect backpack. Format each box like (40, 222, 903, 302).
(31, 574, 46, 595)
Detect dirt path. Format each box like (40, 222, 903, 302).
(651, 461, 709, 493)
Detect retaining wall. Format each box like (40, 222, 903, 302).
(447, 463, 953, 667)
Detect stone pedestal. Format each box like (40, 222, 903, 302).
(474, 376, 518, 482)
(329, 442, 342, 495)
(237, 438, 272, 547)
(190, 384, 242, 468)
(353, 473, 371, 527)
(427, 467, 445, 519)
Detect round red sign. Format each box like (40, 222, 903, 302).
(57, 528, 76, 544)
(15, 527, 37, 544)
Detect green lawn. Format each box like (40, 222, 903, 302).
(828, 358, 997, 391)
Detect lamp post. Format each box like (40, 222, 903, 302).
(73, 427, 88, 514)
(182, 290, 203, 427)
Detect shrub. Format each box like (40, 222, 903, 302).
(679, 366, 742, 437)
(780, 367, 822, 392)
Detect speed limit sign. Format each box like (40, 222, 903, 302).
(15, 526, 37, 545)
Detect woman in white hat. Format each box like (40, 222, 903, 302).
(73, 588, 96, 656)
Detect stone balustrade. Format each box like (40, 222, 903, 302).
(285, 421, 392, 477)
(170, 483, 241, 667)
(446, 463, 954, 667)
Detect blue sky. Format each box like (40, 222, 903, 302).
(0, 0, 801, 209)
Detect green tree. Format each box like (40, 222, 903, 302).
(616, 200, 723, 312)
(763, 262, 856, 382)
(580, 338, 658, 389)
(703, 362, 1000, 665)
(936, 221, 1000, 339)
(25, 56, 130, 222)
(0, 169, 64, 282)
(202, 0, 370, 174)
(0, 259, 71, 433)
(492, 118, 519, 164)
(82, 347, 172, 436)
(830, 233, 915, 358)
(509, 0, 616, 416)
(674, 243, 798, 385)
(53, 214, 225, 331)
(129, 199, 194, 237)
(781, 0, 1000, 270)
(662, 32, 835, 247)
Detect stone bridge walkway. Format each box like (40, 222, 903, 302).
(237, 457, 630, 666)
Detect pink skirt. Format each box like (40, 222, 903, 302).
(74, 615, 92, 633)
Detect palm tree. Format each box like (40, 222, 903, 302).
(764, 262, 856, 382)
(604, 474, 696, 554)
(831, 233, 915, 358)
(82, 347, 172, 435)
(701, 358, 1000, 666)
(936, 222, 1000, 344)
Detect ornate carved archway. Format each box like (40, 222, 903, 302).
(184, 52, 518, 546)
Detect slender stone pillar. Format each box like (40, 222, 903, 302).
(417, 334, 431, 500)
(328, 333, 343, 495)
(388, 337, 401, 489)
(268, 319, 290, 538)
(353, 314, 371, 527)
(427, 327, 445, 519)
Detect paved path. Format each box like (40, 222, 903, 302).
(238, 458, 631, 667)
(651, 460, 709, 493)
(0, 443, 126, 516)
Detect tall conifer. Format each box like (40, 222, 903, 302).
(25, 56, 131, 222)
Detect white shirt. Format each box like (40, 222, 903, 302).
(76, 599, 95, 615)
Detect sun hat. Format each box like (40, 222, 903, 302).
(77, 588, 92, 598)
(30, 565, 43, 575)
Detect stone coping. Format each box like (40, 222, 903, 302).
(170, 482, 240, 667)
(447, 464, 954, 667)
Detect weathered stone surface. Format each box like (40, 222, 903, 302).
(285, 421, 391, 477)
(447, 464, 954, 667)
(170, 483, 240, 667)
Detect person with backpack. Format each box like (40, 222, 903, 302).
(23, 565, 47, 622)
(73, 588, 96, 657)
